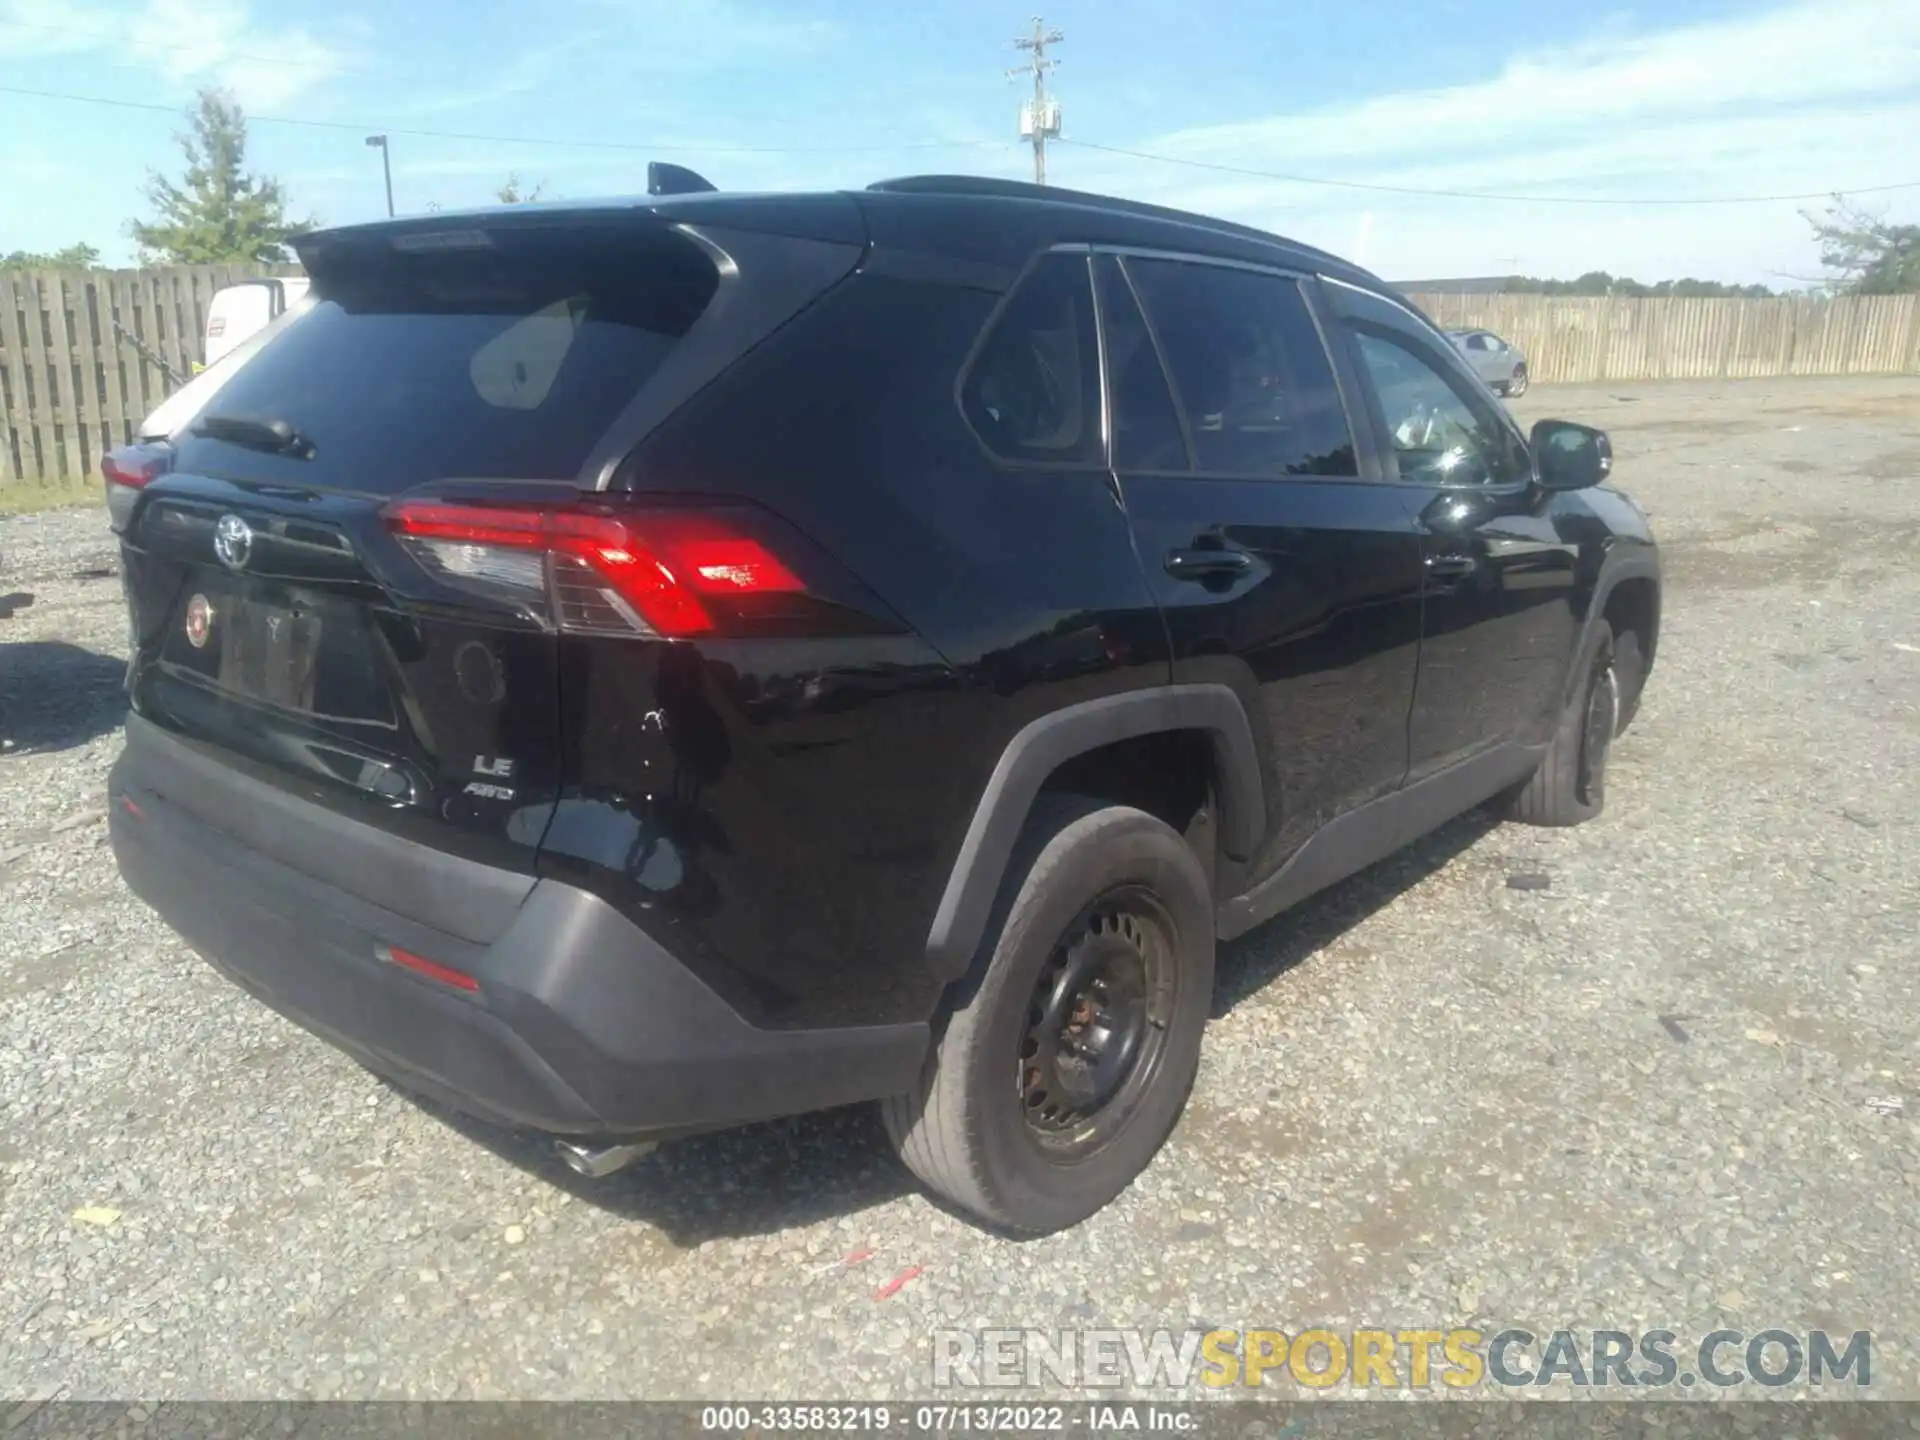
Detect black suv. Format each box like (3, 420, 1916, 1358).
(104, 175, 1658, 1234)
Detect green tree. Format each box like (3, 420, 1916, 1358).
(130, 88, 314, 263)
(496, 173, 548, 204)
(0, 243, 103, 269)
(1506, 271, 1773, 299)
(1804, 197, 1920, 294)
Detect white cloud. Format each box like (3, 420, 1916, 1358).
(385, 32, 614, 120)
(581, 0, 842, 71)
(1056, 0, 1920, 284)
(0, 0, 350, 110)
(1150, 0, 1918, 171)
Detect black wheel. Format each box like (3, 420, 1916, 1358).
(882, 798, 1214, 1234)
(1509, 364, 1530, 397)
(1509, 621, 1617, 827)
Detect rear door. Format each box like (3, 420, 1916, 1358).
(1099, 252, 1425, 880)
(1326, 281, 1579, 779)
(117, 216, 763, 876)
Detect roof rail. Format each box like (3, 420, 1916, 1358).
(864, 175, 1357, 273)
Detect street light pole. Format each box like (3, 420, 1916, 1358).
(365, 134, 394, 217)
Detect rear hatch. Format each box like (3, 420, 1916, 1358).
(114, 206, 862, 883)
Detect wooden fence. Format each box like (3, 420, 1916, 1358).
(1404, 291, 1920, 384)
(1, 263, 295, 485)
(4, 264, 1919, 485)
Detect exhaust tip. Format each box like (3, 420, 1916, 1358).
(553, 1139, 658, 1179)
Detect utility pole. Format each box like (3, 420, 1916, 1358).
(1009, 17, 1063, 185)
(365, 134, 395, 217)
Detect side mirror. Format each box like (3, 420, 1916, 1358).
(1530, 419, 1612, 491)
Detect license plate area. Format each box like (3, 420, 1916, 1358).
(160, 576, 393, 725)
(218, 598, 323, 711)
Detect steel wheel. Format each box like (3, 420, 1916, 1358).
(1018, 887, 1175, 1154)
(883, 800, 1215, 1234)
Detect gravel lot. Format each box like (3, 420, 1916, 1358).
(2, 377, 1917, 1403)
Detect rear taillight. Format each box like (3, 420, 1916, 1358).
(382, 500, 807, 639)
(101, 443, 172, 533)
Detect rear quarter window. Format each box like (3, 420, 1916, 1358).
(959, 252, 1103, 466)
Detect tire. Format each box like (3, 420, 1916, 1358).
(1509, 364, 1530, 397)
(882, 798, 1214, 1235)
(1508, 621, 1618, 827)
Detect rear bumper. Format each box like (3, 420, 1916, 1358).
(109, 714, 928, 1140)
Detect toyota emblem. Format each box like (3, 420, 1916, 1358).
(213, 514, 254, 571)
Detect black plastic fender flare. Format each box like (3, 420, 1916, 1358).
(1565, 547, 1661, 706)
(923, 684, 1264, 977)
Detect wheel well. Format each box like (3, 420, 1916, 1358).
(1604, 578, 1658, 671)
(1603, 577, 1658, 726)
(1039, 729, 1218, 878)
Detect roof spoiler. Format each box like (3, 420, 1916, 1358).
(648, 162, 717, 197)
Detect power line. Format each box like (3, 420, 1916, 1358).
(10, 74, 1910, 207)
(1007, 18, 1063, 186)
(1058, 137, 1920, 206)
(0, 82, 1007, 156)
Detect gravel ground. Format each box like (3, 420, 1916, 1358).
(1, 377, 1916, 1403)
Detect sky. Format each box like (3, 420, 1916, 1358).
(1, 0, 1916, 284)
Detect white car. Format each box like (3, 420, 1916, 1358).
(1448, 328, 1530, 397)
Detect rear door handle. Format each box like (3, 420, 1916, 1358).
(1165, 548, 1253, 581)
(1424, 554, 1477, 579)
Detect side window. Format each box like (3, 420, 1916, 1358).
(1350, 330, 1523, 487)
(1464, 333, 1490, 351)
(1125, 259, 1357, 478)
(960, 253, 1102, 465)
(1093, 256, 1188, 470)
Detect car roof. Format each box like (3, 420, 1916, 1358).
(300, 175, 1398, 297)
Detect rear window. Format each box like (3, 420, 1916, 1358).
(171, 226, 719, 493)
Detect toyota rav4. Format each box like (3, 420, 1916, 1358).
(104, 173, 1659, 1234)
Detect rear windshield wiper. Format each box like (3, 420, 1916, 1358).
(192, 412, 317, 459)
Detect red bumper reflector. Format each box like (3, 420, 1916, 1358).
(384, 945, 482, 993)
(118, 794, 145, 819)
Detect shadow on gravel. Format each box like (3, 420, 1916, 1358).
(385, 804, 1507, 1245)
(0, 641, 126, 754)
(1212, 805, 1504, 1017)
(394, 1087, 915, 1247)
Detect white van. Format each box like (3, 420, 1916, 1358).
(202, 276, 311, 371)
